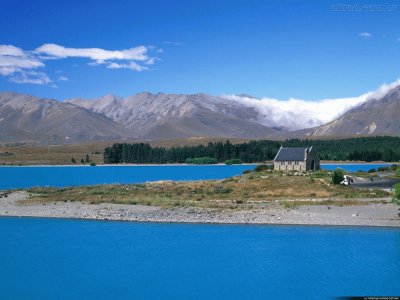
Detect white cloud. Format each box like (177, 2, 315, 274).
(106, 62, 148, 71)
(0, 43, 160, 84)
(359, 32, 372, 38)
(0, 45, 26, 57)
(163, 41, 183, 46)
(9, 71, 51, 85)
(144, 57, 157, 65)
(0, 45, 44, 75)
(36, 44, 149, 61)
(223, 80, 400, 131)
(0, 44, 48, 84)
(35, 43, 156, 70)
(57, 75, 69, 81)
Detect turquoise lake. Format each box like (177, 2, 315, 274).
(0, 217, 399, 300)
(0, 163, 394, 190)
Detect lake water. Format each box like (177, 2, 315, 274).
(320, 163, 395, 172)
(0, 217, 399, 300)
(0, 165, 255, 190)
(0, 163, 395, 189)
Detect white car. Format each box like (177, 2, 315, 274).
(340, 175, 354, 186)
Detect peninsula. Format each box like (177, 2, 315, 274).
(1, 168, 399, 227)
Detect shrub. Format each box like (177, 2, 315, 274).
(332, 168, 344, 184)
(242, 170, 252, 174)
(393, 183, 400, 205)
(225, 159, 242, 165)
(214, 186, 233, 194)
(367, 168, 376, 173)
(90, 162, 96, 166)
(390, 164, 398, 171)
(377, 167, 389, 172)
(185, 157, 218, 164)
(80, 158, 84, 164)
(396, 166, 400, 177)
(254, 164, 271, 172)
(71, 158, 76, 164)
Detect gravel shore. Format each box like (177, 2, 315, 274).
(1, 191, 399, 227)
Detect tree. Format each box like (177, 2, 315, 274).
(396, 166, 400, 177)
(332, 168, 344, 184)
(103, 137, 400, 164)
(121, 143, 128, 163)
(185, 157, 218, 164)
(71, 158, 76, 164)
(85, 154, 90, 163)
(80, 158, 84, 164)
(225, 159, 242, 165)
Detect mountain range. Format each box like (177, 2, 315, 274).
(0, 84, 399, 144)
(67, 93, 279, 140)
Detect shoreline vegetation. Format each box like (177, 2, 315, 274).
(0, 161, 397, 168)
(1, 168, 399, 227)
(0, 162, 398, 168)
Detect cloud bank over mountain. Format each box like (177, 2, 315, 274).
(223, 80, 400, 130)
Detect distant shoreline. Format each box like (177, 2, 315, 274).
(0, 161, 397, 167)
(0, 163, 255, 167)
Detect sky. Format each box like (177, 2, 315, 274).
(0, 0, 399, 101)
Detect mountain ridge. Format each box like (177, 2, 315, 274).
(1, 85, 399, 145)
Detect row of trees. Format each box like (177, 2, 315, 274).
(103, 136, 400, 164)
(104, 140, 280, 164)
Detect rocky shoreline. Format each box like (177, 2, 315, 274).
(0, 191, 399, 227)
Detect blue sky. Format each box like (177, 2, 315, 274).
(0, 0, 399, 100)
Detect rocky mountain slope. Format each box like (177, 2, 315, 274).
(0, 92, 128, 144)
(298, 85, 400, 138)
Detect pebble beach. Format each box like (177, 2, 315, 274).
(1, 191, 399, 227)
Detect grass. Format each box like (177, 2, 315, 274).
(0, 138, 250, 165)
(0, 143, 109, 165)
(25, 170, 391, 209)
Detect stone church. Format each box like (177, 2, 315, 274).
(273, 146, 320, 172)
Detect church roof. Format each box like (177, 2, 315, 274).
(274, 147, 311, 161)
